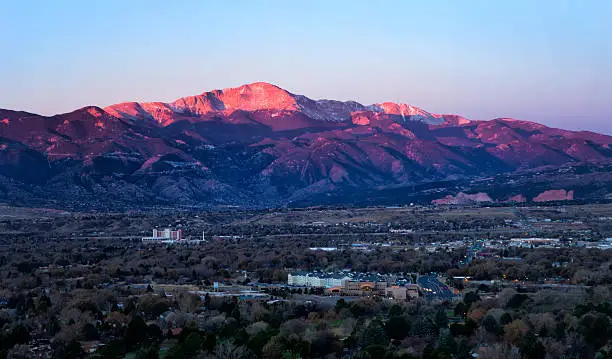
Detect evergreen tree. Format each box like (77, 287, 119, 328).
(135, 345, 160, 359)
(437, 328, 457, 355)
(389, 304, 403, 317)
(500, 312, 513, 326)
(434, 307, 449, 329)
(125, 316, 148, 350)
(183, 332, 202, 357)
(386, 316, 411, 340)
(360, 319, 389, 347)
(520, 329, 546, 359)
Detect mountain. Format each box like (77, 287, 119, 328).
(1, 82, 611, 210)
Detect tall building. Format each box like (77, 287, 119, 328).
(142, 228, 182, 242)
(168, 229, 182, 241)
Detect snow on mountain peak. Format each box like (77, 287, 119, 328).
(105, 82, 446, 126)
(373, 102, 445, 125)
(169, 82, 300, 115)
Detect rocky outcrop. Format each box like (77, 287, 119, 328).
(506, 194, 527, 203)
(533, 189, 575, 202)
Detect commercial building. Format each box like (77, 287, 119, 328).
(508, 238, 560, 248)
(288, 270, 417, 299)
(343, 279, 388, 296)
(287, 271, 350, 288)
(386, 284, 419, 300)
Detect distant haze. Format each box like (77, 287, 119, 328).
(1, 0, 610, 134)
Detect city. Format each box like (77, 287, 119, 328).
(0, 204, 611, 358)
(1, 1, 611, 358)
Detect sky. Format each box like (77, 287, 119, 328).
(1, 0, 611, 134)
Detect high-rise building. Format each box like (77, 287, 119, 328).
(142, 228, 182, 242)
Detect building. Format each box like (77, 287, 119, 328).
(142, 228, 182, 242)
(386, 284, 420, 299)
(390, 229, 414, 234)
(406, 284, 419, 299)
(387, 286, 408, 300)
(156, 228, 182, 241)
(287, 271, 351, 288)
(509, 238, 560, 248)
(210, 235, 244, 241)
(288, 271, 417, 299)
(343, 279, 388, 296)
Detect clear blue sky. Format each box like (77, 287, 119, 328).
(1, 0, 611, 133)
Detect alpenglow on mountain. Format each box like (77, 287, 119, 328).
(1, 82, 611, 210)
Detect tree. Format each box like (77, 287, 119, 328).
(125, 316, 148, 349)
(364, 344, 387, 358)
(47, 316, 61, 336)
(261, 335, 283, 359)
(503, 319, 528, 345)
(506, 293, 529, 309)
(178, 293, 201, 313)
(437, 328, 457, 355)
(204, 293, 211, 308)
(411, 316, 438, 338)
(389, 304, 403, 317)
(463, 292, 480, 308)
(477, 343, 521, 359)
(434, 307, 449, 328)
(82, 323, 99, 341)
(135, 345, 160, 359)
(6, 325, 30, 348)
(579, 312, 612, 349)
(483, 314, 502, 336)
(146, 324, 163, 342)
(499, 312, 513, 326)
(386, 316, 411, 340)
(182, 332, 202, 357)
(455, 338, 472, 359)
(335, 298, 347, 313)
(310, 330, 338, 357)
(215, 340, 253, 359)
(360, 319, 389, 347)
(454, 302, 467, 317)
(519, 329, 546, 359)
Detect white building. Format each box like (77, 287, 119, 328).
(142, 228, 182, 242)
(287, 271, 351, 288)
(509, 238, 560, 248)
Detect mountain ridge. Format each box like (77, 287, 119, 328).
(100, 82, 447, 127)
(1, 82, 611, 210)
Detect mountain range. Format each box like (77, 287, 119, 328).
(1, 82, 611, 210)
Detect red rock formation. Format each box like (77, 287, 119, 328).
(507, 194, 527, 203)
(533, 190, 574, 202)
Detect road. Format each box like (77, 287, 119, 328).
(255, 227, 527, 240)
(460, 240, 485, 266)
(417, 275, 456, 301)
